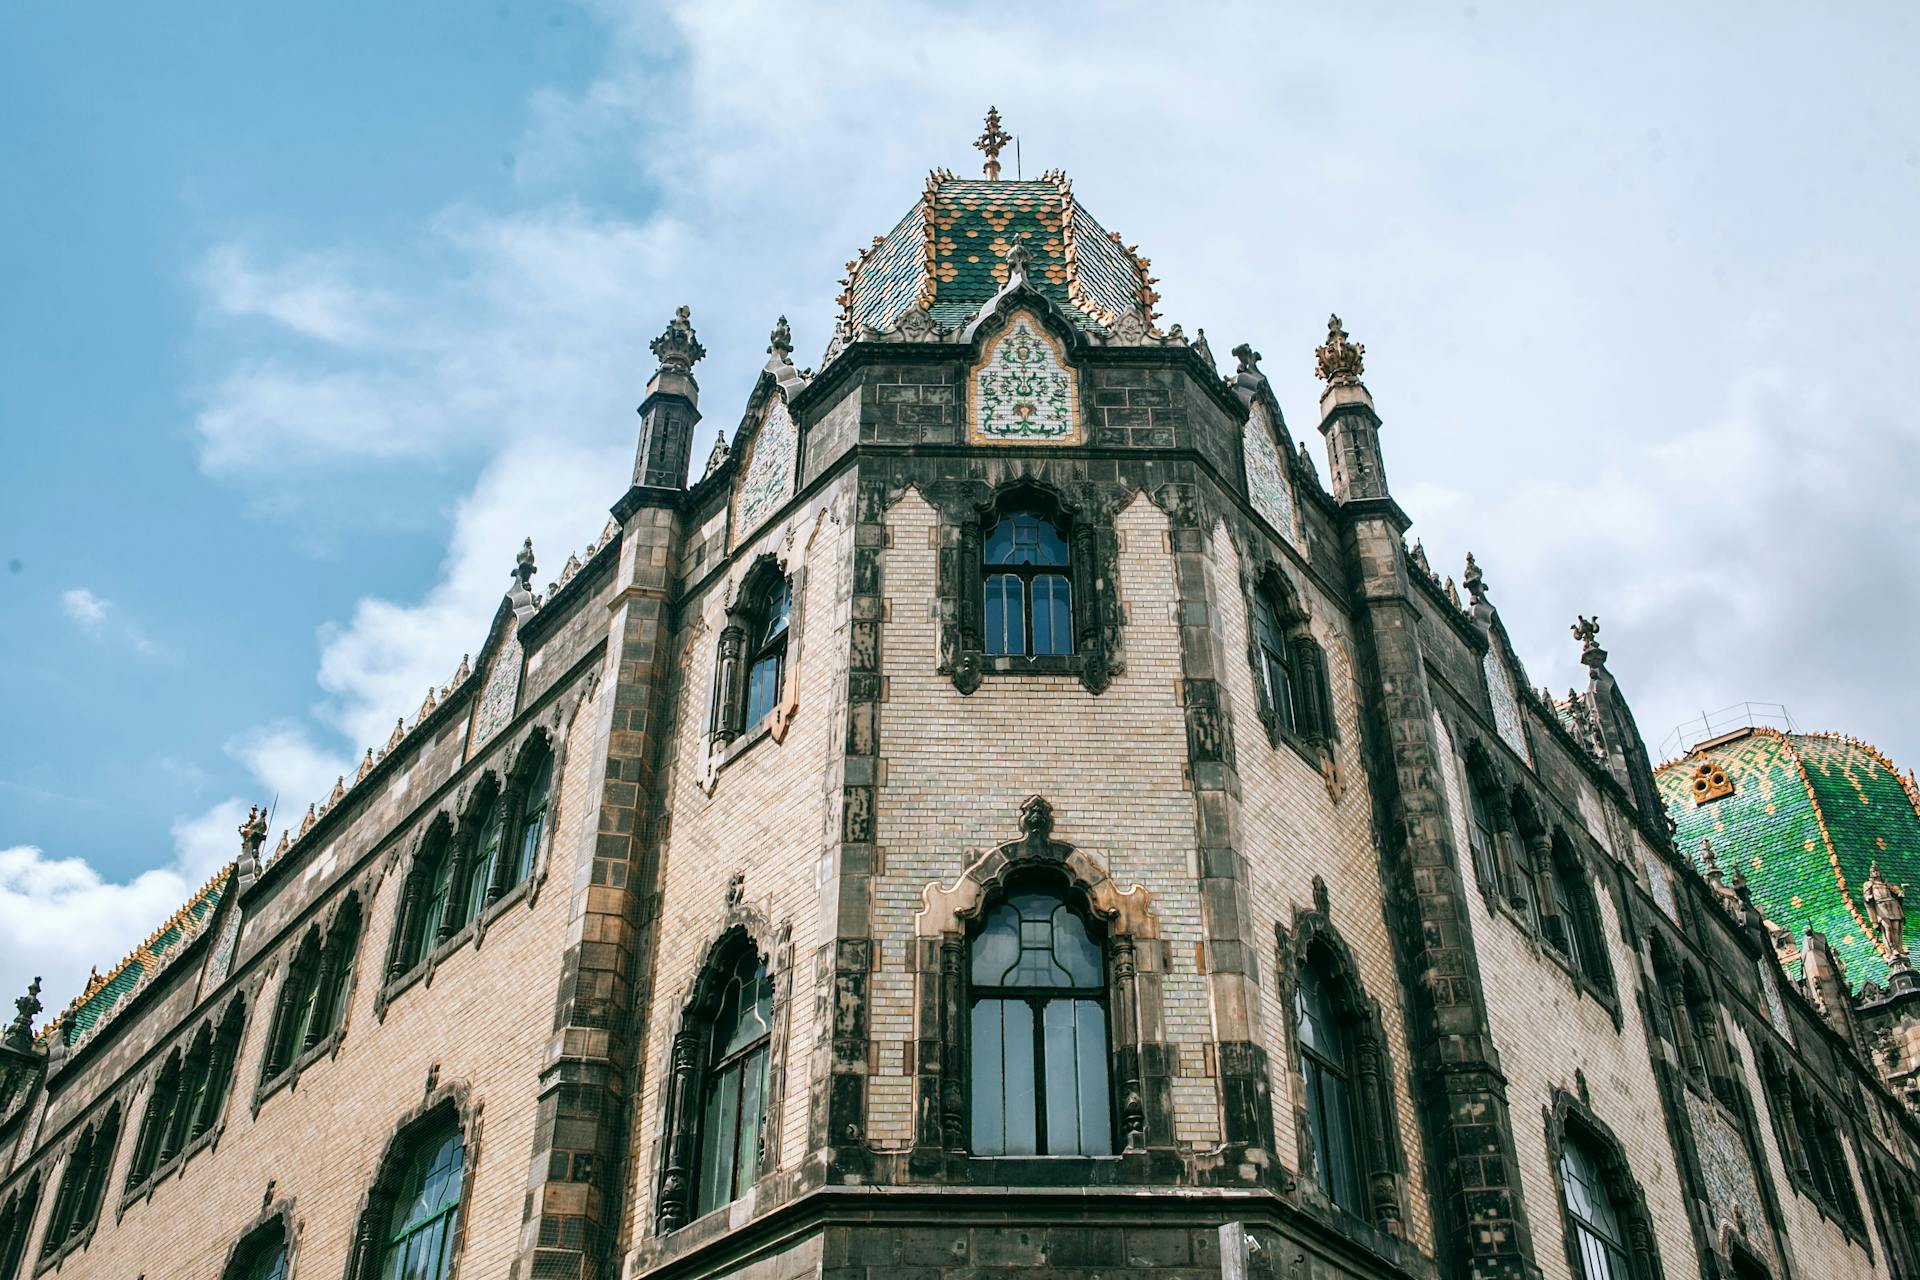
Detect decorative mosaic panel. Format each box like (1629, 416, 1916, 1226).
(968, 312, 1079, 445)
(1243, 402, 1297, 544)
(735, 396, 798, 539)
(1642, 844, 1679, 923)
(201, 909, 242, 996)
(1684, 1090, 1774, 1267)
(1483, 648, 1531, 764)
(1758, 960, 1793, 1040)
(469, 626, 523, 753)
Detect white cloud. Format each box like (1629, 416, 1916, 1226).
(61, 587, 110, 629)
(199, 245, 388, 346)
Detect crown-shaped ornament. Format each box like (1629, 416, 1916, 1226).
(1314, 314, 1366, 386)
(649, 305, 706, 374)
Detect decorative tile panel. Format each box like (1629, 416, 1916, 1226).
(200, 910, 242, 996)
(1684, 1090, 1774, 1268)
(1242, 402, 1296, 545)
(735, 396, 799, 539)
(968, 312, 1080, 445)
(1484, 648, 1531, 764)
(469, 625, 523, 754)
(1758, 960, 1793, 1041)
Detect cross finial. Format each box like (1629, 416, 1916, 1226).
(975, 107, 1011, 181)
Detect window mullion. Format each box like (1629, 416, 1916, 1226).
(1029, 995, 1049, 1154)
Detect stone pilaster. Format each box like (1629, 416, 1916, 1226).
(515, 498, 681, 1280)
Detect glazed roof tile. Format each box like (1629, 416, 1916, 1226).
(1657, 728, 1920, 988)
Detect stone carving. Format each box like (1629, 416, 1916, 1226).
(969, 312, 1079, 444)
(649, 305, 706, 373)
(5, 977, 40, 1050)
(1572, 614, 1602, 653)
(1864, 863, 1909, 961)
(1313, 313, 1365, 385)
(974, 105, 1011, 180)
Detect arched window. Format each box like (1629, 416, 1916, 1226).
(0, 1176, 40, 1280)
(505, 740, 553, 893)
(693, 948, 774, 1217)
(310, 898, 361, 1049)
(744, 574, 792, 726)
(982, 505, 1073, 657)
(265, 930, 322, 1078)
(1252, 585, 1300, 736)
(967, 885, 1112, 1156)
(390, 821, 453, 979)
(456, 784, 504, 928)
(221, 1221, 290, 1280)
(1296, 960, 1364, 1215)
(128, 1048, 183, 1187)
(376, 1120, 465, 1280)
(1465, 773, 1504, 893)
(1559, 1132, 1632, 1279)
(41, 1104, 118, 1260)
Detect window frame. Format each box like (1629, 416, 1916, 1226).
(39, 1103, 119, 1266)
(1294, 959, 1365, 1216)
(1240, 563, 1335, 759)
(691, 948, 774, 1217)
(0, 1175, 40, 1280)
(980, 507, 1075, 660)
(344, 1100, 473, 1280)
(963, 881, 1115, 1159)
(1545, 1092, 1665, 1280)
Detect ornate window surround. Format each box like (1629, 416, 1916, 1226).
(707, 553, 807, 767)
(343, 1086, 479, 1280)
(122, 992, 247, 1204)
(379, 718, 567, 1011)
(652, 878, 794, 1234)
(258, 888, 366, 1104)
(932, 477, 1121, 697)
(1755, 1043, 1866, 1238)
(37, 1101, 120, 1271)
(217, 1198, 297, 1280)
(1274, 878, 1408, 1240)
(1238, 554, 1336, 767)
(1543, 1087, 1666, 1280)
(909, 796, 1169, 1177)
(0, 1174, 40, 1280)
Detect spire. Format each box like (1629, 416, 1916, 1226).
(1313, 312, 1391, 505)
(633, 306, 705, 490)
(974, 106, 1011, 180)
(4, 977, 41, 1052)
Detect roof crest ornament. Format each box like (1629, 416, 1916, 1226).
(1314, 314, 1366, 386)
(767, 315, 794, 363)
(649, 305, 706, 374)
(974, 106, 1011, 181)
(6, 976, 42, 1050)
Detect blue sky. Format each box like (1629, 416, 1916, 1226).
(4, 1, 1918, 1013)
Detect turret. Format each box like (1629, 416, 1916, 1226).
(1313, 315, 1391, 507)
(1570, 616, 1666, 826)
(1801, 926, 1861, 1048)
(633, 305, 705, 490)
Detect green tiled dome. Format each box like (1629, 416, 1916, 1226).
(1656, 729, 1920, 989)
(838, 170, 1157, 338)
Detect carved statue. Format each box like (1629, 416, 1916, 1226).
(1864, 863, 1909, 960)
(767, 315, 793, 361)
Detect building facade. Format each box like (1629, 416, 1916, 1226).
(2, 145, 1918, 1280)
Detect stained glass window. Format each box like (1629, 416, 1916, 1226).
(983, 510, 1073, 658)
(745, 576, 791, 727)
(1560, 1135, 1629, 1280)
(1297, 962, 1364, 1215)
(968, 888, 1112, 1156)
(379, 1124, 464, 1280)
(1253, 589, 1298, 733)
(695, 949, 774, 1216)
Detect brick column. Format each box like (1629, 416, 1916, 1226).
(516, 498, 679, 1280)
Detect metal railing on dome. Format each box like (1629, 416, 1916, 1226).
(1660, 701, 1799, 760)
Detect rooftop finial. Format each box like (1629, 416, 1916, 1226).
(767, 315, 793, 363)
(648, 305, 706, 374)
(514, 538, 537, 591)
(975, 106, 1011, 181)
(1572, 615, 1602, 653)
(1314, 313, 1366, 386)
(5, 976, 41, 1050)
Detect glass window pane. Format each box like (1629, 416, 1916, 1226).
(1043, 999, 1081, 1152)
(1074, 1000, 1114, 1155)
(1320, 1070, 1363, 1213)
(984, 574, 1023, 655)
(746, 653, 781, 725)
(987, 513, 1069, 567)
(734, 1046, 767, 1199)
(1264, 651, 1294, 731)
(1033, 575, 1072, 655)
(697, 1066, 741, 1215)
(1295, 967, 1342, 1064)
(1049, 907, 1103, 988)
(1001, 1001, 1036, 1155)
(971, 905, 1021, 985)
(969, 1000, 1005, 1154)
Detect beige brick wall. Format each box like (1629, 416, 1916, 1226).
(1734, 1023, 1880, 1278)
(1209, 522, 1434, 1248)
(33, 671, 602, 1278)
(870, 487, 1218, 1148)
(1432, 711, 1699, 1279)
(622, 484, 851, 1240)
